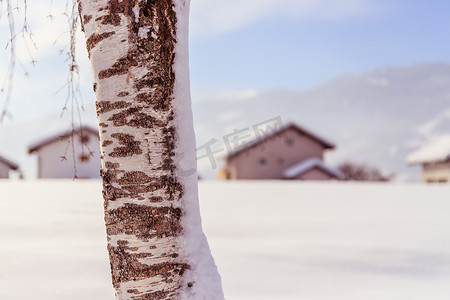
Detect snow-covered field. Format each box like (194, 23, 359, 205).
(1, 181, 449, 300)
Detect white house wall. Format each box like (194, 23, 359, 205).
(37, 133, 101, 179)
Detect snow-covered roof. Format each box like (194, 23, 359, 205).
(227, 122, 335, 160)
(28, 126, 99, 154)
(283, 157, 342, 179)
(406, 135, 450, 165)
(0, 154, 19, 170)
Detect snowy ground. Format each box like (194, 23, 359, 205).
(1, 181, 449, 300)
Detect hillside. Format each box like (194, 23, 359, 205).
(192, 63, 450, 180)
(1, 63, 449, 179)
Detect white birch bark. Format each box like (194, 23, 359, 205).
(77, 0, 224, 299)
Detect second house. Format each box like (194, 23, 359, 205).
(28, 126, 101, 179)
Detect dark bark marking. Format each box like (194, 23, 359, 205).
(106, 203, 182, 239)
(103, 184, 129, 202)
(105, 0, 133, 26)
(120, 171, 153, 184)
(149, 196, 164, 203)
(98, 52, 140, 79)
(97, 100, 131, 114)
(160, 125, 176, 172)
(97, 0, 133, 27)
(102, 140, 113, 147)
(86, 31, 115, 52)
(108, 107, 164, 128)
(100, 14, 121, 26)
(117, 91, 129, 97)
(105, 161, 120, 169)
(84, 14, 93, 23)
(110, 133, 142, 157)
(101, 169, 128, 202)
(159, 175, 183, 201)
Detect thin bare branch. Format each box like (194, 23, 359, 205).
(0, 0, 16, 123)
(0, 0, 37, 123)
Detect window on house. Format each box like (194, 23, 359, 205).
(438, 178, 448, 183)
(259, 158, 267, 166)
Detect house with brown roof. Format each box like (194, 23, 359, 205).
(0, 154, 19, 178)
(221, 123, 341, 180)
(28, 126, 101, 179)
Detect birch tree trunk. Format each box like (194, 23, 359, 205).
(77, 1, 224, 299)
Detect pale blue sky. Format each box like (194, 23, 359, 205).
(0, 0, 449, 121)
(189, 0, 450, 92)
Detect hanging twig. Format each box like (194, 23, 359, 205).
(0, 0, 16, 123)
(0, 0, 37, 123)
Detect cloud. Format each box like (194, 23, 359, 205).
(192, 89, 260, 102)
(190, 0, 383, 38)
(0, 0, 92, 105)
(0, 1, 95, 115)
(0, 1, 70, 61)
(2, 0, 382, 59)
(217, 109, 243, 122)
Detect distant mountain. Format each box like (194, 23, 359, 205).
(1, 63, 449, 180)
(192, 63, 450, 180)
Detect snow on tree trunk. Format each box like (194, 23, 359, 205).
(77, 0, 224, 299)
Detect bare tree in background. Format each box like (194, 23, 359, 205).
(1, 0, 224, 298)
(338, 161, 392, 182)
